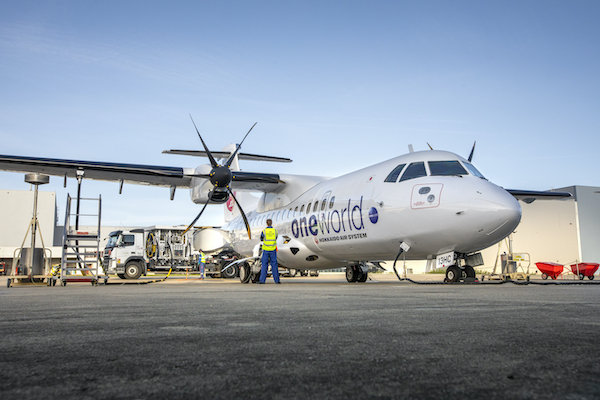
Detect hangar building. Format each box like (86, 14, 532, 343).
(0, 186, 598, 276)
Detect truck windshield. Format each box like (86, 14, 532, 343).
(106, 235, 120, 249)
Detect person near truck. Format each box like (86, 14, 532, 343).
(259, 219, 280, 284)
(198, 249, 206, 279)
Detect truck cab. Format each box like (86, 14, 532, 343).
(103, 230, 146, 279)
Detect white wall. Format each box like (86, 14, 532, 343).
(0, 190, 58, 258)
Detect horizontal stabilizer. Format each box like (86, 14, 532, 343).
(162, 150, 292, 163)
(506, 189, 572, 204)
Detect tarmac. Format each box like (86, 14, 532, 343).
(1, 273, 599, 399)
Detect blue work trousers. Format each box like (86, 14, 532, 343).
(260, 250, 279, 283)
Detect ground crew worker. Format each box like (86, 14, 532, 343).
(198, 249, 206, 279)
(259, 219, 280, 284)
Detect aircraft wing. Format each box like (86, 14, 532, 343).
(506, 189, 572, 204)
(0, 154, 286, 191)
(0, 154, 193, 187)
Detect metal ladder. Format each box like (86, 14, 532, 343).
(60, 194, 104, 286)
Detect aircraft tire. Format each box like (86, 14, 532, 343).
(464, 265, 476, 279)
(357, 269, 368, 282)
(445, 265, 461, 283)
(239, 263, 251, 284)
(251, 272, 260, 283)
(346, 266, 358, 283)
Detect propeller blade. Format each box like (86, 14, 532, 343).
(468, 141, 476, 162)
(189, 115, 218, 168)
(227, 187, 251, 239)
(225, 122, 257, 168)
(182, 198, 210, 235)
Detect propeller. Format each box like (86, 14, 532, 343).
(181, 116, 256, 238)
(468, 141, 476, 162)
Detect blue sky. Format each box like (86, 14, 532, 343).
(1, 1, 599, 227)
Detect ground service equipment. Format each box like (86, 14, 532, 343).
(103, 226, 241, 279)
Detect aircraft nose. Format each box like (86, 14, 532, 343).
(468, 185, 522, 244)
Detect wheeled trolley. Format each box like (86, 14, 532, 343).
(569, 263, 599, 280)
(535, 262, 564, 280)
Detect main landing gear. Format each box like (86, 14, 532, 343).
(346, 264, 368, 283)
(239, 260, 261, 284)
(444, 265, 477, 283)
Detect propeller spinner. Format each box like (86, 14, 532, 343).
(182, 116, 256, 238)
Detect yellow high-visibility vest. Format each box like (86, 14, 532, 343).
(262, 227, 278, 251)
(199, 252, 206, 263)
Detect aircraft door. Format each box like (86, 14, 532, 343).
(310, 190, 332, 251)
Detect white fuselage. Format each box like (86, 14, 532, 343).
(221, 150, 522, 270)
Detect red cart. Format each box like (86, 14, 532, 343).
(569, 263, 599, 280)
(536, 262, 564, 280)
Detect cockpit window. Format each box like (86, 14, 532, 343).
(463, 162, 486, 179)
(384, 164, 406, 183)
(399, 162, 427, 182)
(428, 161, 468, 176)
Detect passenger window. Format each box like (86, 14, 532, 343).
(321, 199, 327, 211)
(428, 161, 468, 176)
(329, 197, 335, 208)
(276, 211, 281, 220)
(307, 203, 312, 213)
(384, 164, 406, 183)
(399, 162, 427, 182)
(313, 202, 318, 212)
(300, 205, 305, 213)
(294, 206, 298, 216)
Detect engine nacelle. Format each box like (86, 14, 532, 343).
(190, 164, 213, 204)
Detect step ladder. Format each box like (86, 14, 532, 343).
(60, 194, 105, 286)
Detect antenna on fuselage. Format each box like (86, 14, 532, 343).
(408, 144, 414, 153)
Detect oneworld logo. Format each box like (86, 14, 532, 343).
(291, 196, 377, 238)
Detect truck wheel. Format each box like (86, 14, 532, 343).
(222, 264, 238, 279)
(124, 262, 142, 279)
(288, 269, 297, 277)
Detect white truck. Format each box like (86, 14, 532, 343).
(102, 226, 241, 279)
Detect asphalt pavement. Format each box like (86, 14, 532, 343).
(1, 273, 599, 399)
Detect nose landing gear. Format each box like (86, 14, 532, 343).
(444, 264, 477, 283)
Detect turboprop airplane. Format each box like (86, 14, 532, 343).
(0, 119, 571, 283)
